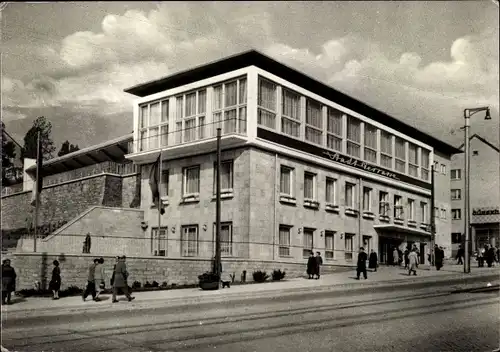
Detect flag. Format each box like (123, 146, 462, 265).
(30, 133, 43, 207)
(148, 154, 165, 215)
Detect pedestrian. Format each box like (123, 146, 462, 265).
(112, 256, 135, 303)
(477, 248, 485, 267)
(456, 244, 464, 265)
(408, 249, 419, 276)
(486, 245, 495, 268)
(83, 258, 99, 302)
(393, 248, 399, 266)
(412, 245, 420, 268)
(315, 252, 323, 279)
(356, 247, 368, 280)
(94, 257, 106, 301)
(434, 244, 443, 271)
(306, 251, 315, 279)
(404, 248, 409, 269)
(368, 249, 378, 272)
(1, 259, 17, 305)
(49, 260, 61, 300)
(496, 247, 499, 263)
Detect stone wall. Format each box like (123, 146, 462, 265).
(17, 207, 146, 255)
(122, 173, 141, 208)
(9, 252, 353, 290)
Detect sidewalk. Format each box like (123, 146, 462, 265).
(2, 264, 498, 317)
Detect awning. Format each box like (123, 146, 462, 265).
(373, 224, 432, 240)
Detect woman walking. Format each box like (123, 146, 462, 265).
(408, 249, 419, 276)
(49, 260, 61, 300)
(368, 249, 378, 272)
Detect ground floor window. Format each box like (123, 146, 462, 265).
(279, 225, 291, 257)
(181, 225, 199, 257)
(325, 231, 335, 259)
(303, 228, 314, 257)
(344, 233, 355, 260)
(151, 227, 167, 256)
(213, 222, 233, 256)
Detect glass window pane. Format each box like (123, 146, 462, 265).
(150, 102, 160, 126)
(140, 105, 148, 128)
(198, 90, 206, 114)
(282, 89, 300, 120)
(161, 100, 169, 122)
(239, 79, 247, 105)
(225, 81, 237, 107)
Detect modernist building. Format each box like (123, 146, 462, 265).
(124, 50, 461, 265)
(450, 134, 500, 257)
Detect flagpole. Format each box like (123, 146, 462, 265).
(33, 131, 40, 253)
(158, 148, 162, 254)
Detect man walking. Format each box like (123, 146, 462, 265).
(315, 252, 323, 279)
(112, 256, 135, 303)
(356, 247, 368, 280)
(408, 248, 419, 276)
(83, 258, 99, 302)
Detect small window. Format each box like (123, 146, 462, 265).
(440, 164, 446, 175)
(325, 231, 335, 259)
(325, 178, 337, 205)
(303, 228, 314, 258)
(394, 195, 403, 219)
(362, 187, 372, 212)
(451, 233, 462, 244)
(278, 225, 291, 257)
(151, 227, 167, 256)
(440, 208, 446, 219)
(451, 189, 462, 200)
(181, 225, 199, 257)
(473, 150, 479, 156)
(452, 209, 462, 220)
(183, 166, 200, 196)
(345, 182, 356, 208)
(344, 233, 355, 261)
(379, 191, 389, 216)
(304, 172, 317, 200)
(280, 166, 294, 196)
(450, 169, 462, 180)
(213, 222, 233, 256)
(213, 160, 234, 194)
(408, 199, 415, 220)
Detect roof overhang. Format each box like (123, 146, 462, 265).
(374, 224, 432, 240)
(124, 49, 462, 155)
(26, 133, 133, 177)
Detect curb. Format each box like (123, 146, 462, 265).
(3, 272, 498, 319)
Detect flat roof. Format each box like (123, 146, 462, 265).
(26, 133, 133, 177)
(124, 49, 462, 155)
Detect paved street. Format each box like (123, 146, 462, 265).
(2, 283, 499, 352)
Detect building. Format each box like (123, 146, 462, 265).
(1, 122, 24, 192)
(450, 134, 500, 257)
(124, 49, 461, 266)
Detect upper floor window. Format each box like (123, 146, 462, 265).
(408, 198, 415, 220)
(451, 189, 462, 200)
(305, 99, 323, 145)
(183, 165, 200, 197)
(281, 88, 301, 138)
(451, 169, 462, 180)
(408, 143, 418, 177)
(346, 116, 361, 158)
(345, 182, 356, 208)
(325, 177, 337, 205)
(257, 78, 277, 130)
(395, 137, 406, 173)
(380, 131, 393, 169)
(213, 78, 247, 135)
(421, 149, 430, 181)
(440, 208, 447, 219)
(160, 168, 169, 197)
(379, 191, 389, 216)
(139, 99, 169, 151)
(304, 172, 317, 200)
(394, 195, 403, 219)
(175, 89, 206, 144)
(420, 201, 428, 223)
(440, 164, 446, 175)
(452, 209, 462, 220)
(364, 123, 377, 163)
(362, 187, 372, 212)
(213, 160, 234, 194)
(280, 166, 294, 197)
(326, 108, 343, 152)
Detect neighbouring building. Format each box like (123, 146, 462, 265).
(450, 134, 500, 257)
(124, 49, 462, 267)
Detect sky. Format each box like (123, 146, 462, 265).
(2, 1, 499, 153)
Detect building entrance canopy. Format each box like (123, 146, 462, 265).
(374, 224, 432, 242)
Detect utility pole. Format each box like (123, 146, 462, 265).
(430, 164, 435, 268)
(215, 128, 222, 287)
(33, 131, 41, 253)
(463, 110, 471, 273)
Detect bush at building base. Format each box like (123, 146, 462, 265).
(252, 270, 269, 283)
(272, 269, 286, 281)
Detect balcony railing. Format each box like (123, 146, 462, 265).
(133, 117, 247, 154)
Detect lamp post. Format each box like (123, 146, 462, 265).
(463, 106, 491, 273)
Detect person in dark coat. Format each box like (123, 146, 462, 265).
(486, 245, 495, 268)
(112, 256, 135, 303)
(306, 252, 316, 279)
(49, 260, 61, 300)
(434, 244, 443, 270)
(315, 252, 323, 279)
(368, 249, 378, 272)
(1, 259, 17, 305)
(356, 247, 368, 280)
(404, 248, 410, 269)
(456, 244, 464, 265)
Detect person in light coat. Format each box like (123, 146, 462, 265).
(94, 257, 106, 301)
(112, 256, 135, 303)
(408, 249, 419, 276)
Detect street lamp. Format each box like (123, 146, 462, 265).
(463, 106, 491, 273)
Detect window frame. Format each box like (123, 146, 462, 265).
(280, 166, 294, 197)
(346, 115, 361, 158)
(451, 169, 462, 180)
(379, 191, 389, 216)
(451, 189, 462, 200)
(160, 167, 169, 198)
(281, 87, 301, 138)
(420, 201, 428, 224)
(305, 98, 323, 145)
(344, 233, 355, 261)
(257, 77, 277, 130)
(138, 99, 170, 152)
(151, 226, 168, 256)
(394, 195, 403, 219)
(278, 225, 291, 257)
(452, 208, 462, 220)
(364, 123, 377, 163)
(302, 228, 314, 258)
(324, 230, 335, 259)
(175, 89, 207, 144)
(213, 221, 233, 256)
(380, 131, 393, 169)
(181, 225, 199, 257)
(213, 160, 234, 195)
(212, 77, 247, 136)
(182, 165, 201, 197)
(394, 136, 406, 173)
(408, 143, 419, 177)
(303, 172, 317, 201)
(325, 177, 337, 205)
(326, 108, 343, 152)
(345, 182, 356, 208)
(408, 198, 415, 221)
(362, 187, 372, 212)
(421, 149, 430, 181)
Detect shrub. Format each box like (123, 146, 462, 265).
(198, 272, 220, 283)
(252, 270, 269, 283)
(132, 281, 142, 289)
(152, 281, 159, 288)
(272, 269, 286, 281)
(61, 285, 83, 297)
(160, 281, 168, 289)
(144, 281, 152, 288)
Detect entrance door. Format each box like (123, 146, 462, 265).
(419, 243, 426, 264)
(379, 237, 402, 264)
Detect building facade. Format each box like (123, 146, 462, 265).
(125, 50, 461, 266)
(450, 134, 500, 257)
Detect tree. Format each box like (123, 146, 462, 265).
(20, 116, 56, 162)
(57, 140, 80, 157)
(1, 122, 18, 185)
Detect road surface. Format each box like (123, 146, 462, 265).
(2, 286, 499, 352)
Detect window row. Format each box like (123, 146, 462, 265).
(138, 77, 247, 151)
(156, 160, 234, 200)
(258, 77, 432, 181)
(151, 222, 234, 257)
(433, 161, 447, 175)
(280, 166, 429, 223)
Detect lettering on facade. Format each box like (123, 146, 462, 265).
(472, 208, 500, 216)
(323, 151, 400, 180)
